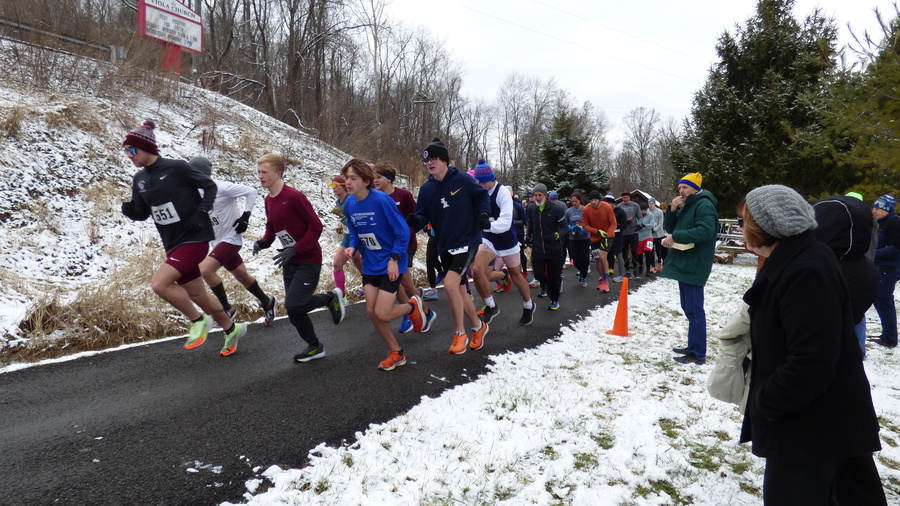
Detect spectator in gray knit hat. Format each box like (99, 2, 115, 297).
(737, 184, 886, 505)
(744, 184, 817, 239)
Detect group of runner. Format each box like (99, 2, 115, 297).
(121, 121, 345, 363)
(121, 123, 615, 370)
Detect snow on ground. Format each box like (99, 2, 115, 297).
(228, 255, 900, 505)
(0, 38, 351, 346)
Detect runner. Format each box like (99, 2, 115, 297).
(581, 190, 616, 292)
(407, 138, 491, 354)
(372, 161, 420, 334)
(329, 175, 363, 303)
(251, 153, 346, 362)
(469, 159, 536, 327)
(189, 156, 277, 329)
(120, 120, 246, 356)
(342, 159, 437, 370)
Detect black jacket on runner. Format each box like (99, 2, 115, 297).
(124, 157, 217, 252)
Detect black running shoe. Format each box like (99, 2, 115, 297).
(264, 296, 277, 326)
(328, 288, 345, 324)
(519, 304, 536, 326)
(481, 304, 500, 324)
(294, 344, 326, 362)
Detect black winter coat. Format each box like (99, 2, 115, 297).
(813, 195, 878, 322)
(740, 232, 880, 462)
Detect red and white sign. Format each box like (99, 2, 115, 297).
(137, 0, 202, 54)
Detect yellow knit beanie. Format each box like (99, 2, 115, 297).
(678, 172, 702, 191)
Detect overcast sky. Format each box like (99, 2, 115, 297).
(384, 0, 898, 145)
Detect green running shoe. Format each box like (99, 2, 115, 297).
(184, 314, 212, 349)
(220, 323, 246, 357)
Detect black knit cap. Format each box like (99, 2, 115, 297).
(423, 138, 450, 164)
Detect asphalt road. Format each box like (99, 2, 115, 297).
(0, 270, 652, 505)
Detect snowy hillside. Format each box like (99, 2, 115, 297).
(0, 39, 351, 350)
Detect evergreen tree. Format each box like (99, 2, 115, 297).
(797, 12, 900, 199)
(533, 110, 608, 197)
(671, 0, 839, 212)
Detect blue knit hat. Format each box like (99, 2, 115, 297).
(875, 195, 897, 212)
(472, 158, 495, 183)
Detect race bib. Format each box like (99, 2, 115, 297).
(150, 202, 180, 225)
(359, 233, 382, 250)
(209, 214, 221, 227)
(448, 246, 469, 255)
(276, 230, 296, 248)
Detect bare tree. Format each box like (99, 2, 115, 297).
(495, 72, 557, 190)
(621, 106, 661, 190)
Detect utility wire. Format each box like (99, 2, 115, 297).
(529, 0, 711, 63)
(446, 0, 702, 85)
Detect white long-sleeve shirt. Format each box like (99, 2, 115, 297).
(209, 180, 258, 247)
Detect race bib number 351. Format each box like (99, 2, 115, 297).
(151, 202, 180, 225)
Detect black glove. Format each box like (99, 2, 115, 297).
(121, 201, 142, 220)
(636, 224, 644, 231)
(190, 209, 211, 230)
(252, 239, 269, 256)
(524, 236, 532, 247)
(478, 212, 491, 230)
(573, 225, 583, 235)
(233, 211, 251, 234)
(405, 213, 419, 229)
(274, 245, 297, 268)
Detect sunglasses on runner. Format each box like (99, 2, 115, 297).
(329, 181, 345, 188)
(123, 147, 138, 155)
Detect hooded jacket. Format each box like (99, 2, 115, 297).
(413, 167, 489, 254)
(813, 195, 877, 322)
(660, 190, 718, 286)
(875, 210, 900, 269)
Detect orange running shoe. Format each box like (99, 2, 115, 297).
(449, 332, 468, 354)
(470, 321, 489, 350)
(407, 294, 426, 332)
(378, 350, 407, 371)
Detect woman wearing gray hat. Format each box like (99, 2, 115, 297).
(737, 185, 885, 505)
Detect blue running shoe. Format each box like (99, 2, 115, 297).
(399, 315, 413, 334)
(421, 309, 437, 333)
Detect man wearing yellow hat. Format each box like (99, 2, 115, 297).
(661, 172, 719, 365)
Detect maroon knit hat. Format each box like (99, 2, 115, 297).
(123, 120, 159, 156)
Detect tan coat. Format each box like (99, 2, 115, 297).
(707, 302, 751, 413)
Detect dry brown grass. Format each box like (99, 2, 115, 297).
(82, 178, 124, 245)
(45, 99, 107, 139)
(0, 247, 184, 365)
(2, 105, 26, 137)
(0, 237, 434, 365)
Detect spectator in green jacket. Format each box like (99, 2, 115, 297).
(661, 172, 719, 365)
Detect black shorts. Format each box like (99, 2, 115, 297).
(362, 273, 401, 294)
(590, 239, 609, 252)
(440, 247, 476, 283)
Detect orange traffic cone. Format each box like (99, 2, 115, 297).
(606, 277, 634, 337)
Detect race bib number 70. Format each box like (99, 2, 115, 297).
(150, 202, 180, 225)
